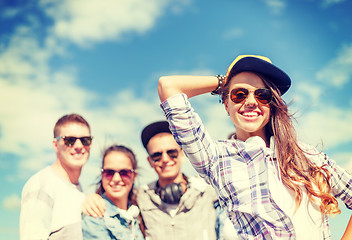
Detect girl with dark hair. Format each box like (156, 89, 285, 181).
(82, 145, 145, 239)
(157, 55, 352, 239)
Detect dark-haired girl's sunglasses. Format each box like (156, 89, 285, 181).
(55, 136, 93, 146)
(230, 88, 272, 104)
(149, 149, 180, 162)
(101, 169, 135, 181)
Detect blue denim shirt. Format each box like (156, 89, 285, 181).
(82, 194, 144, 240)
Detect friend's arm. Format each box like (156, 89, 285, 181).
(82, 193, 106, 218)
(158, 75, 219, 102)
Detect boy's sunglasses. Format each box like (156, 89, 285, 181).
(102, 169, 135, 181)
(230, 88, 272, 105)
(149, 149, 180, 162)
(55, 136, 93, 146)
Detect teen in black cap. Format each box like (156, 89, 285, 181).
(138, 120, 237, 239)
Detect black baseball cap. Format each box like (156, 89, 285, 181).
(141, 121, 171, 149)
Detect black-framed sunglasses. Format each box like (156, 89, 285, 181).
(55, 136, 93, 147)
(149, 148, 180, 162)
(101, 169, 136, 181)
(230, 88, 273, 105)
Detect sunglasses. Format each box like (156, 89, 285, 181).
(55, 136, 93, 146)
(230, 88, 272, 104)
(149, 149, 180, 162)
(101, 169, 135, 181)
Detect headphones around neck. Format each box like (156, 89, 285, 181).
(155, 177, 188, 204)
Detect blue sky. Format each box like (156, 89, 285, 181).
(1, 0, 352, 239)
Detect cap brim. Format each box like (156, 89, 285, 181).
(141, 121, 171, 149)
(228, 57, 291, 95)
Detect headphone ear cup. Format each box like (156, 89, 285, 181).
(161, 184, 174, 203)
(160, 183, 184, 204)
(171, 183, 183, 202)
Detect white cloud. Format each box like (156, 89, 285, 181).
(296, 105, 352, 148)
(0, 29, 49, 82)
(261, 0, 286, 15)
(316, 43, 352, 87)
(0, 64, 165, 182)
(190, 95, 233, 140)
(167, 0, 193, 15)
(223, 28, 244, 40)
(331, 152, 352, 173)
(1, 0, 184, 182)
(39, 0, 174, 47)
(2, 8, 21, 18)
(322, 0, 347, 7)
(2, 194, 21, 211)
(0, 65, 99, 177)
(0, 71, 164, 181)
(294, 81, 324, 105)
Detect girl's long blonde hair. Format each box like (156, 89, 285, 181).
(221, 74, 340, 216)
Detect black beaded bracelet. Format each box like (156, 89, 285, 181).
(211, 75, 225, 95)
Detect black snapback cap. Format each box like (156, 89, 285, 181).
(141, 121, 171, 149)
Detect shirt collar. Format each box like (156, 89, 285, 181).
(102, 194, 140, 221)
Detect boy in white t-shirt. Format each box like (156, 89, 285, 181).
(20, 113, 93, 240)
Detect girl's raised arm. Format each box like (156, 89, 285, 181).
(158, 75, 220, 102)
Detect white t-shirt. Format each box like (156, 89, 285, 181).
(20, 166, 85, 240)
(267, 159, 324, 239)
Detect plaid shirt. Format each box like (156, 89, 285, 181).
(161, 93, 352, 240)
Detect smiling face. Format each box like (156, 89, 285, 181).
(53, 123, 91, 171)
(224, 72, 271, 142)
(146, 132, 184, 187)
(102, 151, 136, 209)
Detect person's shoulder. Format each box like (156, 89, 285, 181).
(22, 166, 52, 189)
(101, 195, 121, 215)
(22, 166, 72, 198)
(297, 141, 329, 165)
(298, 141, 320, 152)
(21, 167, 57, 203)
(298, 141, 324, 157)
(186, 176, 218, 206)
(27, 166, 51, 179)
(136, 181, 158, 204)
(82, 213, 104, 226)
(188, 175, 217, 198)
(84, 197, 110, 222)
(137, 181, 157, 192)
(188, 176, 211, 191)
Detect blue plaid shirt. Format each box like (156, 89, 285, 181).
(161, 93, 352, 240)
